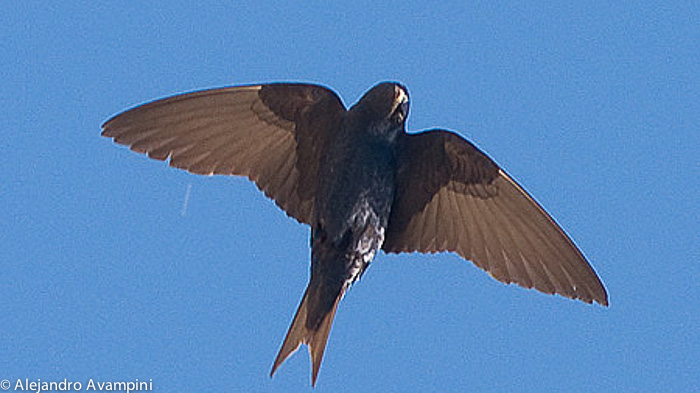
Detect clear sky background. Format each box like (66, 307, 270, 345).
(2, 2, 698, 392)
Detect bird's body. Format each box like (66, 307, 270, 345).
(102, 81, 607, 386)
(273, 85, 405, 381)
(309, 117, 397, 320)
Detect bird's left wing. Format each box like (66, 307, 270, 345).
(383, 130, 608, 305)
(102, 83, 346, 225)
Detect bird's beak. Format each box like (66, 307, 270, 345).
(393, 85, 409, 121)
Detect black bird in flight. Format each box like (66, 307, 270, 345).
(102, 82, 607, 385)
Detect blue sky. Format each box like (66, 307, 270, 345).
(2, 2, 698, 392)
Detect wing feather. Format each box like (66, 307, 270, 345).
(102, 83, 346, 224)
(384, 130, 608, 305)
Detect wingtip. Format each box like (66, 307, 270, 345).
(579, 289, 608, 307)
(588, 278, 609, 307)
(596, 295, 609, 307)
(100, 124, 111, 138)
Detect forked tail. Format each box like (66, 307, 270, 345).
(270, 286, 343, 386)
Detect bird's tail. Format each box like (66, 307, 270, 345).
(270, 284, 342, 386)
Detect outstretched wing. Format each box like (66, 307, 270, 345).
(102, 83, 345, 225)
(383, 130, 608, 306)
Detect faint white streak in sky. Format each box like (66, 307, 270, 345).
(181, 183, 192, 216)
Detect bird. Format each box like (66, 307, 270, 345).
(102, 81, 608, 386)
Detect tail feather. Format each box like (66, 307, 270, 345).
(270, 286, 343, 386)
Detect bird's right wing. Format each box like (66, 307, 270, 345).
(383, 130, 608, 306)
(102, 83, 346, 225)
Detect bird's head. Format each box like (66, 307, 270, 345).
(355, 82, 410, 133)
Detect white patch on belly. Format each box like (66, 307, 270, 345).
(344, 200, 386, 286)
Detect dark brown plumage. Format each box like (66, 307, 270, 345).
(102, 82, 607, 386)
